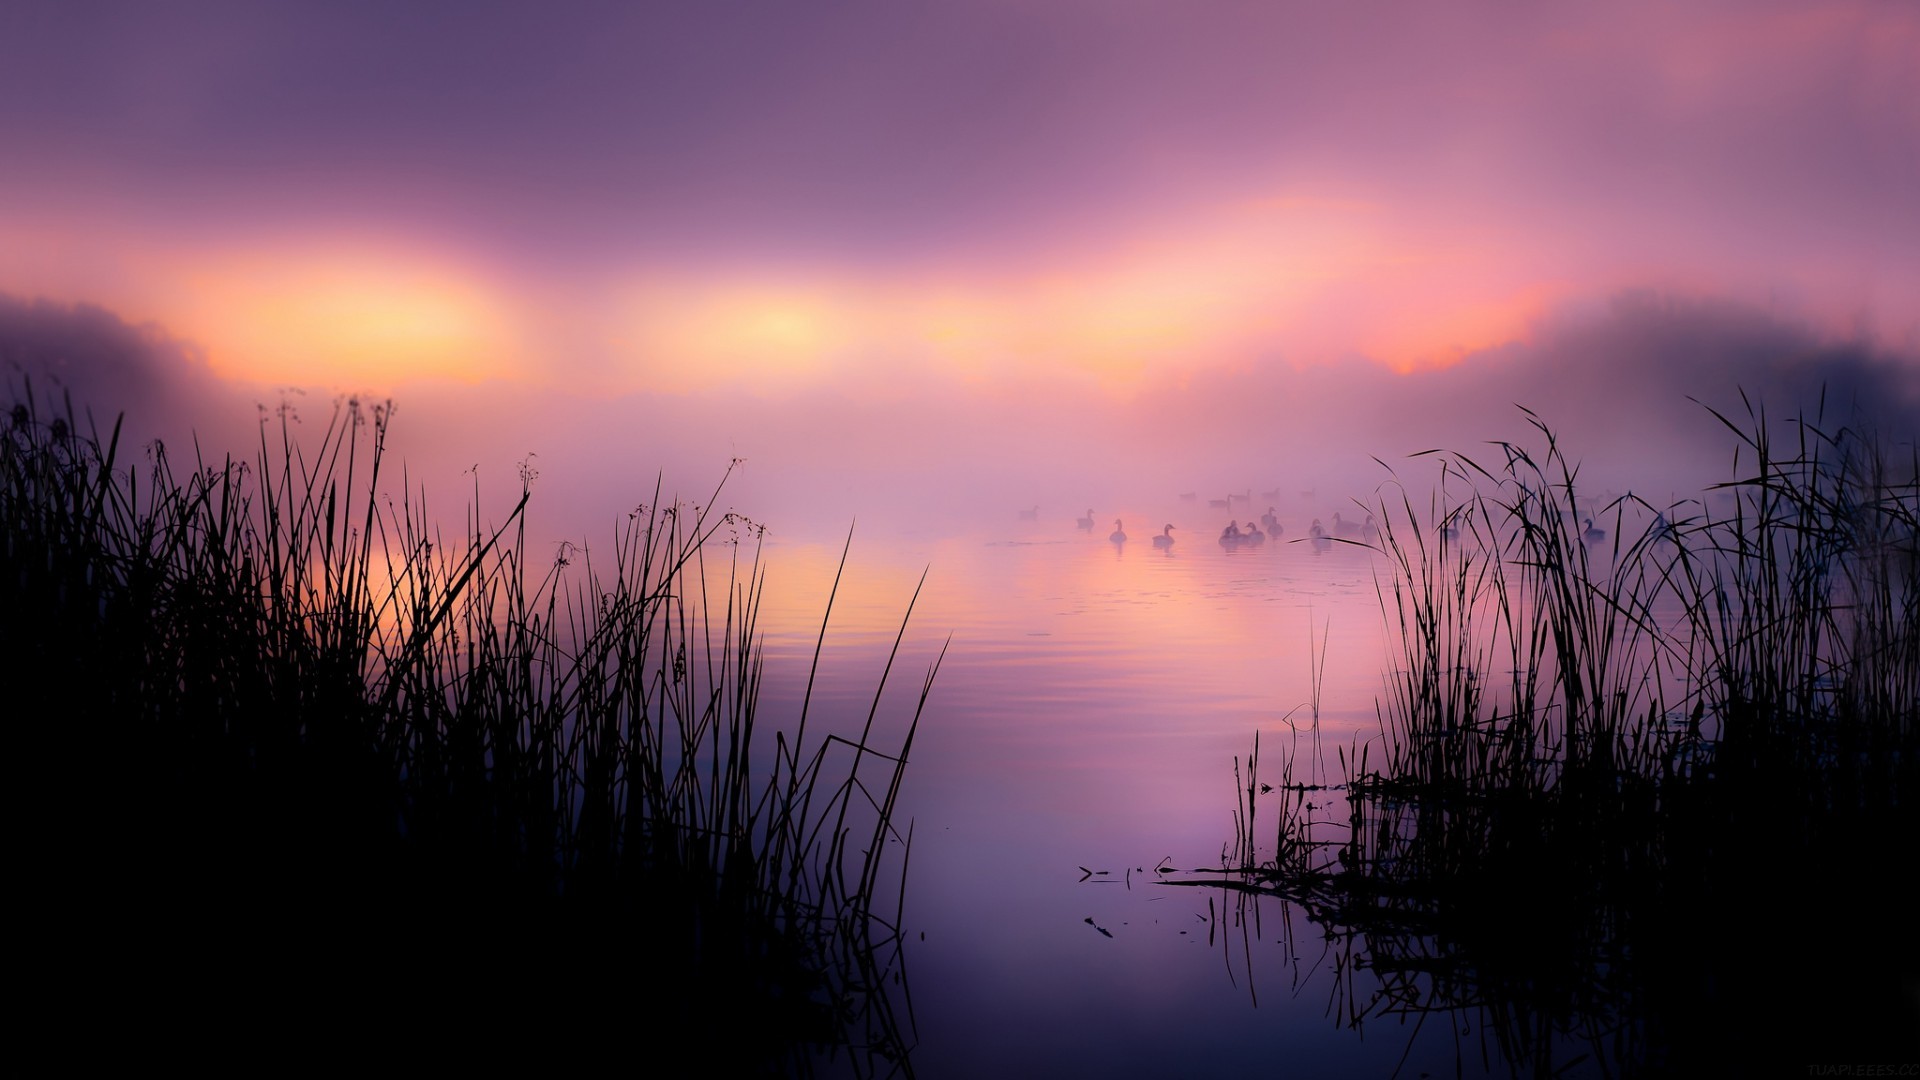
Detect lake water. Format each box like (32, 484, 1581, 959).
(740, 500, 1559, 1078)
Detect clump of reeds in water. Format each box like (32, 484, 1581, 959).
(1221, 394, 1917, 1073)
(3, 382, 937, 1074)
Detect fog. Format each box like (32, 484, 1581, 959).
(9, 290, 1915, 557)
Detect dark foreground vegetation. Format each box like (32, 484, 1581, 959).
(5, 385, 934, 1074)
(1215, 397, 1917, 1075)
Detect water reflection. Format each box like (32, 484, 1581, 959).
(747, 423, 1918, 1077)
(746, 507, 1455, 1076)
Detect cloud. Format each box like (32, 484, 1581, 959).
(0, 293, 248, 448)
(5, 288, 1912, 550)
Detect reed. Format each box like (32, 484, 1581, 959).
(1219, 395, 1918, 1073)
(4, 383, 936, 1074)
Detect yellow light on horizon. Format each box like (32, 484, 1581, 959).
(611, 281, 867, 393)
(179, 255, 515, 388)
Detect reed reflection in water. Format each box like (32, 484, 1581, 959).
(744, 505, 1485, 1077)
(744, 400, 1915, 1077)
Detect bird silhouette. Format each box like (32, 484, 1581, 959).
(1110, 519, 1128, 543)
(1153, 524, 1176, 549)
(1077, 509, 1095, 531)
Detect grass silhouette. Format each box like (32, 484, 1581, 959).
(4, 383, 936, 1074)
(1213, 395, 1917, 1074)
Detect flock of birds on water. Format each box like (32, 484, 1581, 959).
(1023, 487, 1617, 553)
(1031, 488, 1385, 553)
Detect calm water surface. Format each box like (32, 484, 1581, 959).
(743, 503, 1548, 1078)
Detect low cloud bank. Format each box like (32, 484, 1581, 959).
(5, 288, 1914, 545)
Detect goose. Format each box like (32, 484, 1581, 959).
(1221, 520, 1243, 541)
(1309, 519, 1329, 540)
(1178, 492, 1198, 503)
(1208, 494, 1231, 510)
(1076, 509, 1095, 531)
(1583, 517, 1606, 546)
(1019, 505, 1039, 521)
(1110, 519, 1127, 544)
(1153, 524, 1176, 549)
(1332, 512, 1363, 540)
(1241, 522, 1265, 545)
(1260, 507, 1280, 534)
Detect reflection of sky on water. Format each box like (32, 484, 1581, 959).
(739, 512, 1515, 1077)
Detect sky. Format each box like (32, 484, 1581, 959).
(2, 0, 1916, 538)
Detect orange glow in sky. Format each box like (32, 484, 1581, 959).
(170, 248, 520, 387)
(0, 0, 1911, 405)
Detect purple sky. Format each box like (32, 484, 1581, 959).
(2, 1, 1916, 536)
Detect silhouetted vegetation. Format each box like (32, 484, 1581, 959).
(1213, 395, 1917, 1075)
(5, 384, 935, 1074)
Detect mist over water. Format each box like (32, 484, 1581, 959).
(9, 289, 1915, 1075)
(12, 290, 1912, 556)
(6, 3, 1918, 1070)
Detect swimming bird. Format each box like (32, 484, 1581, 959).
(1221, 519, 1242, 541)
(1153, 524, 1175, 549)
(1241, 522, 1265, 545)
(1332, 512, 1363, 540)
(1077, 509, 1095, 531)
(1019, 505, 1039, 521)
(1110, 519, 1127, 544)
(1208, 494, 1231, 510)
(1260, 507, 1280, 534)
(1583, 517, 1606, 546)
(1309, 519, 1328, 540)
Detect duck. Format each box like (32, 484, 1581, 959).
(1153, 524, 1176, 549)
(1110, 519, 1127, 544)
(1076, 509, 1095, 531)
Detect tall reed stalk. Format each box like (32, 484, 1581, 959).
(5, 383, 935, 1074)
(1216, 396, 1917, 1074)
